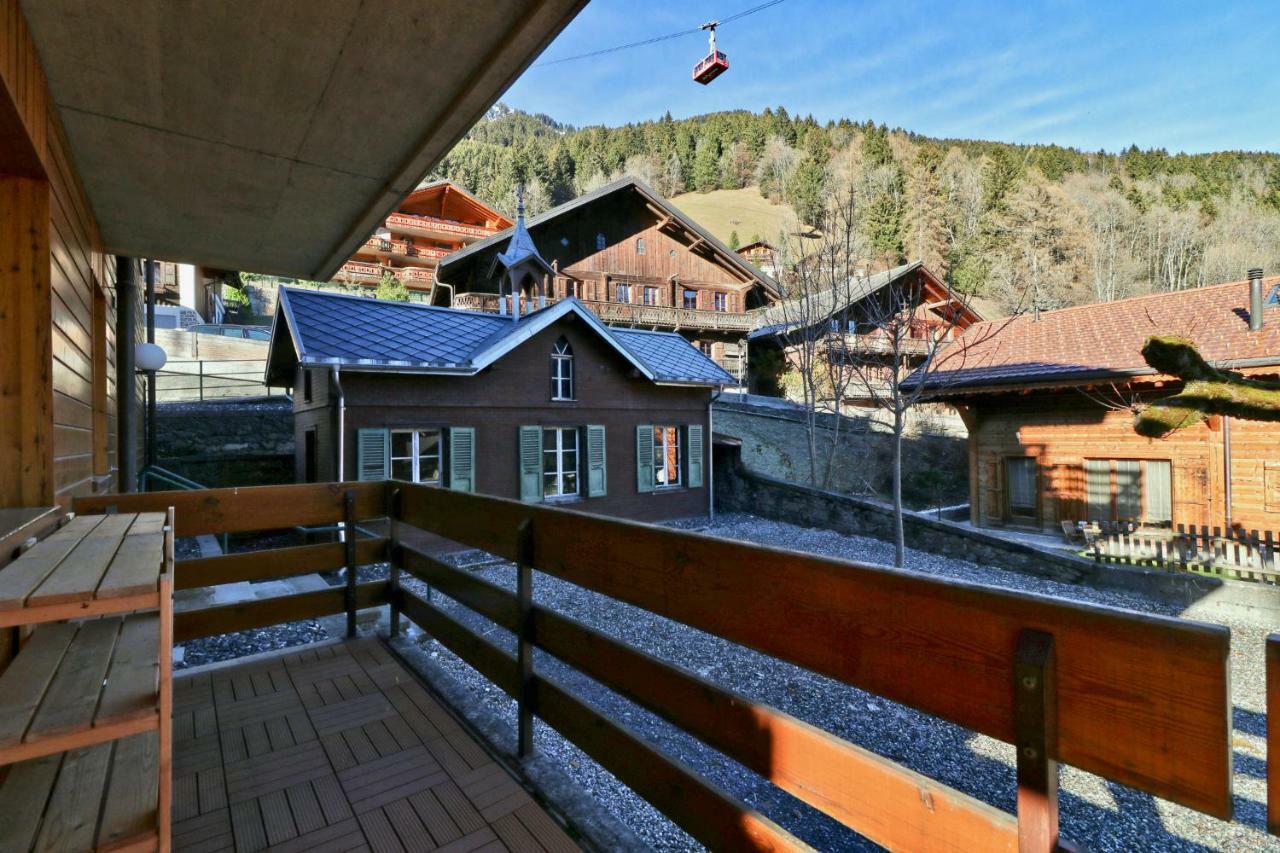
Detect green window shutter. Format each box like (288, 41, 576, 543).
(449, 427, 476, 493)
(518, 425, 543, 502)
(635, 425, 654, 493)
(686, 424, 704, 488)
(356, 428, 389, 481)
(586, 425, 607, 497)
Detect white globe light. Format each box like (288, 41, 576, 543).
(135, 342, 167, 372)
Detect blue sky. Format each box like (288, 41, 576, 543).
(504, 0, 1279, 154)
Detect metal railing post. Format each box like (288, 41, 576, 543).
(516, 518, 535, 758)
(344, 490, 357, 638)
(198, 360, 204, 402)
(1015, 629, 1058, 852)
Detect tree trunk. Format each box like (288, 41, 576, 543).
(892, 406, 905, 568)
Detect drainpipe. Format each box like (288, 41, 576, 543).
(1223, 415, 1233, 529)
(708, 390, 718, 521)
(331, 366, 346, 481)
(145, 259, 157, 471)
(115, 257, 138, 492)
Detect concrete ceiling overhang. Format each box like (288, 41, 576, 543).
(20, 0, 586, 280)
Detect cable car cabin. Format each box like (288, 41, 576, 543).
(693, 49, 729, 84)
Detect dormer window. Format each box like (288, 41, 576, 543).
(596, 233, 606, 251)
(551, 337, 574, 400)
(635, 237, 646, 255)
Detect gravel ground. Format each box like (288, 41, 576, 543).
(407, 513, 1276, 852)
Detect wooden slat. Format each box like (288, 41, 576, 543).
(96, 512, 166, 599)
(25, 512, 134, 606)
(400, 544, 1018, 851)
(99, 732, 161, 850)
(0, 505, 60, 567)
(0, 752, 61, 853)
(26, 616, 120, 740)
(395, 485, 1233, 817)
(34, 741, 112, 852)
(72, 481, 388, 537)
(176, 537, 389, 591)
(0, 514, 104, 610)
(0, 621, 77, 748)
(174, 582, 389, 643)
(97, 612, 160, 727)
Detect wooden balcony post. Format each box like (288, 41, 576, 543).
(1015, 629, 1058, 852)
(344, 490, 357, 638)
(389, 487, 402, 639)
(1268, 634, 1280, 835)
(516, 519, 535, 757)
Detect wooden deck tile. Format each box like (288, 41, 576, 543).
(173, 640, 580, 853)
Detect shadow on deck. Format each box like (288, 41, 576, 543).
(172, 637, 577, 853)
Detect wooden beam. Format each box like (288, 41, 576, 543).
(0, 176, 53, 507)
(174, 538, 388, 590)
(173, 582, 388, 643)
(72, 482, 388, 537)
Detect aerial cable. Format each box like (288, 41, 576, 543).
(532, 0, 787, 67)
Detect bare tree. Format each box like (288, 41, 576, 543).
(772, 184, 866, 489)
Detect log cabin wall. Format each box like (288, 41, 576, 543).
(966, 390, 1280, 534)
(1, 0, 131, 509)
(294, 313, 712, 522)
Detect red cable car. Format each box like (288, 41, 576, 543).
(692, 22, 728, 85)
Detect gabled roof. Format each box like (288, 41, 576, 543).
(266, 287, 735, 387)
(400, 181, 512, 227)
(906, 275, 1280, 395)
(749, 262, 980, 340)
(436, 177, 782, 297)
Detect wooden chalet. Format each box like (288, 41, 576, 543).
(736, 240, 780, 278)
(749, 262, 983, 404)
(912, 271, 1280, 534)
(0, 2, 1270, 851)
(334, 181, 512, 299)
(266, 288, 731, 522)
(435, 177, 782, 381)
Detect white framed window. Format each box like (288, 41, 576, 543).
(653, 426, 681, 487)
(643, 286, 659, 306)
(390, 429, 442, 484)
(596, 232, 606, 251)
(551, 337, 574, 400)
(615, 283, 629, 303)
(713, 292, 728, 311)
(683, 289, 698, 309)
(636, 237, 646, 255)
(543, 427, 579, 497)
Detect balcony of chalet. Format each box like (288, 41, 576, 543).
(0, 480, 1250, 852)
(451, 292, 759, 334)
(385, 213, 500, 243)
(360, 237, 453, 266)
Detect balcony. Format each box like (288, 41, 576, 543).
(361, 236, 452, 265)
(385, 213, 498, 242)
(334, 260, 384, 284)
(451, 292, 759, 333)
(41, 480, 1242, 852)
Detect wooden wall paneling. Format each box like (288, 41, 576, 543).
(0, 176, 54, 506)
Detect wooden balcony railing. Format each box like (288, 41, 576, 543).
(361, 236, 452, 263)
(385, 212, 497, 241)
(335, 260, 383, 283)
(451, 292, 759, 333)
(70, 481, 1239, 852)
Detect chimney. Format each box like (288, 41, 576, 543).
(1249, 267, 1264, 332)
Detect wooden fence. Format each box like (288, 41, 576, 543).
(70, 482, 1243, 852)
(1091, 521, 1280, 583)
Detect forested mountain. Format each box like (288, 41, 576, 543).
(432, 104, 1280, 312)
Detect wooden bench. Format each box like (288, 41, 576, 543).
(0, 511, 174, 852)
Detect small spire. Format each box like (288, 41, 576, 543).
(515, 184, 526, 221)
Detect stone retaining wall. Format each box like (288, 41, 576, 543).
(156, 397, 294, 487)
(713, 442, 1280, 626)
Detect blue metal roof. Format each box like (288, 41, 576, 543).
(611, 328, 736, 385)
(269, 288, 734, 386)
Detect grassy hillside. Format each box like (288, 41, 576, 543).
(670, 187, 797, 246)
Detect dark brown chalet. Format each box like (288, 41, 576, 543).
(265, 287, 734, 522)
(909, 271, 1280, 533)
(434, 177, 781, 381)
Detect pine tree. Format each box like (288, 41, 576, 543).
(692, 138, 721, 193)
(729, 230, 740, 250)
(1263, 164, 1280, 214)
(791, 156, 827, 229)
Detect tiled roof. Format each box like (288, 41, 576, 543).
(911, 276, 1280, 393)
(611, 328, 736, 385)
(268, 287, 734, 386)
